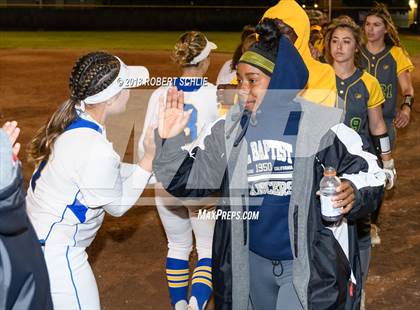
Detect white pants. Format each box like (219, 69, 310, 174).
(155, 184, 215, 260)
(43, 245, 100, 310)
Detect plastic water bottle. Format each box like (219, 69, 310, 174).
(320, 167, 342, 222)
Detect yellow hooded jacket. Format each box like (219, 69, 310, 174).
(263, 0, 336, 106)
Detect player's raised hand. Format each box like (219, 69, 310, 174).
(2, 120, 21, 159)
(158, 87, 192, 139)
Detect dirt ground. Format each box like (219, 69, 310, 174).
(0, 49, 419, 310)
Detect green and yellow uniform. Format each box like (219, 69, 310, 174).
(336, 68, 385, 149)
(360, 45, 414, 121)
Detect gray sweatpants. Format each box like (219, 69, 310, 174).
(248, 250, 303, 310)
(360, 247, 371, 288)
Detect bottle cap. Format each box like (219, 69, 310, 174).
(323, 167, 336, 177)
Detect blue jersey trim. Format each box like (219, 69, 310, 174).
(30, 160, 47, 191)
(66, 246, 82, 310)
(65, 117, 102, 134)
(31, 117, 101, 193)
(73, 224, 79, 247)
(67, 191, 88, 224)
(39, 206, 68, 246)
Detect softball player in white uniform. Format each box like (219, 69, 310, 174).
(26, 52, 154, 310)
(139, 32, 218, 310)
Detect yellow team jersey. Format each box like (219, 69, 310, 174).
(390, 46, 415, 75)
(361, 71, 385, 109)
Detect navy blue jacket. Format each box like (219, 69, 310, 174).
(0, 168, 53, 310)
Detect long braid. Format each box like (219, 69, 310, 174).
(28, 52, 120, 166)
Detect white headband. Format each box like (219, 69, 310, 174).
(78, 57, 149, 110)
(189, 39, 217, 65)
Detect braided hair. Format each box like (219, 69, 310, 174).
(172, 31, 207, 67)
(28, 51, 120, 166)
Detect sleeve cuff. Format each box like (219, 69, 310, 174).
(397, 65, 415, 76)
(132, 164, 152, 189)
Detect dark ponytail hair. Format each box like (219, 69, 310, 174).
(253, 18, 283, 61)
(28, 51, 120, 166)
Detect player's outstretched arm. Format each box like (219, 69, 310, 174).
(154, 88, 227, 199)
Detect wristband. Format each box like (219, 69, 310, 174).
(372, 133, 391, 155)
(401, 95, 414, 110)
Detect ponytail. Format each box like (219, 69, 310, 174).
(27, 51, 120, 167)
(28, 99, 77, 166)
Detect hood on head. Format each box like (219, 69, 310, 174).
(263, 0, 311, 65)
(259, 35, 308, 110)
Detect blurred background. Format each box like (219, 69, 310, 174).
(0, 0, 418, 32)
(1, 1, 419, 309)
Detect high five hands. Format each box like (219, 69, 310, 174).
(158, 87, 192, 139)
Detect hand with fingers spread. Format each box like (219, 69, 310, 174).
(158, 87, 192, 139)
(2, 120, 21, 160)
(331, 180, 356, 215)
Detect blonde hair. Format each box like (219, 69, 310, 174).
(365, 2, 402, 48)
(28, 52, 120, 166)
(324, 15, 364, 68)
(172, 31, 207, 67)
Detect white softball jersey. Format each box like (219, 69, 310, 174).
(26, 112, 151, 309)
